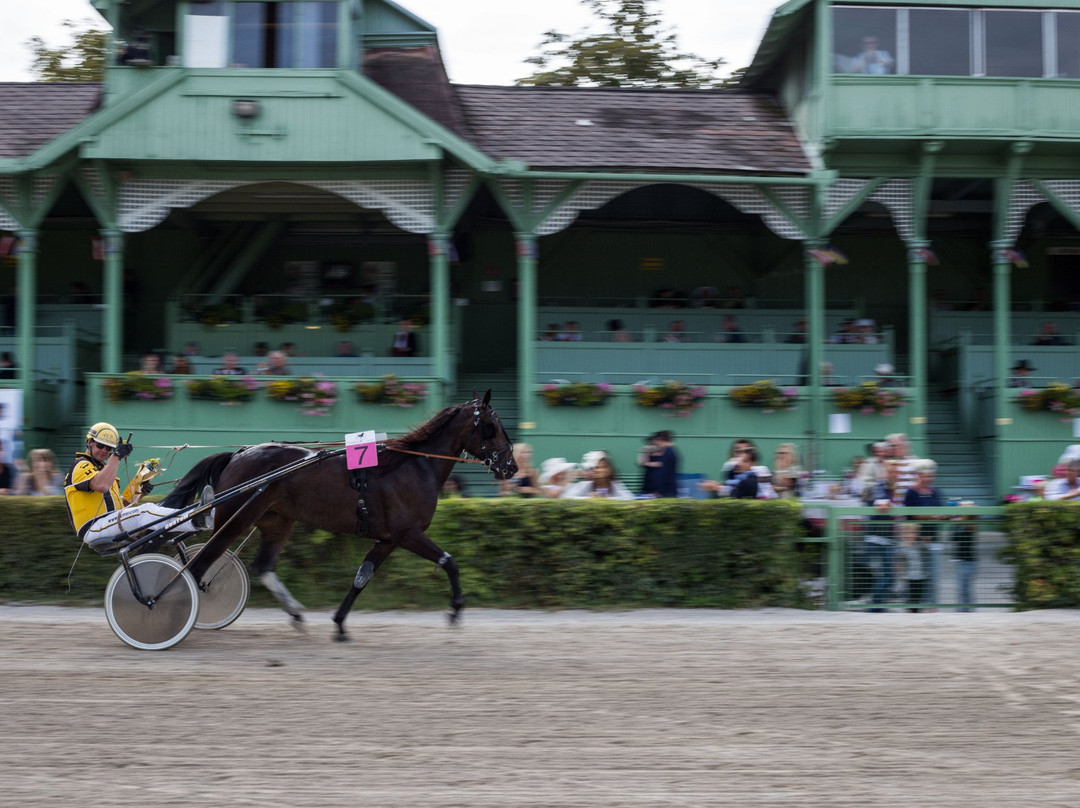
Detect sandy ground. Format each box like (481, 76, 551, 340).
(3, 605, 1080, 807)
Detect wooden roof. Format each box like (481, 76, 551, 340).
(0, 83, 101, 159)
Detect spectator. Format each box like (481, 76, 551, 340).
(214, 351, 246, 376)
(0, 439, 12, 494)
(663, 320, 689, 343)
(539, 323, 560, 341)
(390, 319, 418, 357)
(842, 456, 866, 498)
(555, 321, 583, 342)
(717, 315, 746, 344)
(1009, 359, 1036, 388)
(820, 360, 840, 386)
(638, 430, 679, 498)
(259, 350, 291, 376)
(607, 319, 634, 343)
(1033, 321, 1066, 347)
(903, 458, 947, 609)
(499, 443, 540, 497)
(951, 500, 978, 611)
(16, 447, 62, 496)
(181, 340, 201, 357)
(252, 341, 270, 358)
(785, 319, 807, 345)
(334, 341, 358, 357)
(863, 459, 904, 611)
(873, 363, 896, 386)
(139, 351, 162, 374)
(898, 523, 927, 613)
(854, 319, 879, 345)
(561, 455, 634, 500)
(770, 443, 803, 499)
(440, 475, 467, 499)
(829, 318, 856, 344)
(886, 432, 920, 493)
(0, 351, 16, 379)
(280, 341, 298, 357)
(855, 441, 891, 496)
(538, 457, 577, 498)
(1045, 459, 1080, 500)
(170, 355, 193, 374)
(691, 285, 719, 308)
(701, 444, 761, 498)
(650, 287, 683, 308)
(578, 450, 608, 482)
(720, 285, 746, 309)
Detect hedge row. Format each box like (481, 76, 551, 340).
(0, 497, 812, 610)
(1002, 502, 1080, 609)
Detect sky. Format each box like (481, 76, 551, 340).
(0, 0, 778, 84)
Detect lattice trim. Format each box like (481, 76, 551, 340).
(1007, 181, 1046, 243)
(824, 179, 869, 222)
(868, 179, 914, 242)
(0, 178, 21, 230)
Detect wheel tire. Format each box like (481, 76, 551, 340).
(184, 543, 251, 630)
(104, 554, 199, 651)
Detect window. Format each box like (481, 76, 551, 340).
(833, 6, 897, 74)
(909, 9, 971, 76)
(984, 10, 1043, 77)
(1055, 11, 1080, 78)
(185, 1, 338, 69)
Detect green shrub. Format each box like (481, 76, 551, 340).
(1000, 502, 1080, 609)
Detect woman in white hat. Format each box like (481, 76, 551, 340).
(538, 457, 577, 498)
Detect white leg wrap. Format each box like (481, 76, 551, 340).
(258, 571, 305, 615)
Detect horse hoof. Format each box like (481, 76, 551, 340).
(335, 631, 350, 643)
(290, 614, 307, 634)
(447, 609, 461, 626)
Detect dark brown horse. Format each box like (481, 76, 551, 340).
(161, 392, 516, 640)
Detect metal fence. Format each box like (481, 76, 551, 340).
(805, 506, 1014, 612)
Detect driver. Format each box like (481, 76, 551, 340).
(64, 422, 214, 551)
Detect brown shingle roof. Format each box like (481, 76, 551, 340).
(364, 46, 471, 139)
(454, 85, 811, 175)
(0, 83, 101, 159)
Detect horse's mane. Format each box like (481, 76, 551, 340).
(380, 402, 468, 470)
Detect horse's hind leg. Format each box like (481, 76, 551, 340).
(332, 541, 396, 642)
(397, 530, 465, 626)
(249, 513, 305, 626)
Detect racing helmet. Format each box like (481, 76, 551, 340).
(86, 422, 120, 448)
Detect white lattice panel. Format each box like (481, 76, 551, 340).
(311, 180, 435, 234)
(712, 184, 807, 240)
(824, 179, 869, 222)
(869, 179, 914, 241)
(119, 179, 243, 232)
(0, 178, 20, 230)
(1007, 181, 1046, 243)
(535, 181, 640, 236)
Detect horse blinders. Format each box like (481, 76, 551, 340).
(471, 400, 516, 479)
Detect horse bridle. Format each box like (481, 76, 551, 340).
(472, 399, 514, 472)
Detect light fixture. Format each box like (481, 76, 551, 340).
(233, 99, 260, 119)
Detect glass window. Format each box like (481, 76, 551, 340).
(909, 9, 971, 76)
(294, 1, 337, 68)
(985, 10, 1043, 77)
(1056, 12, 1080, 78)
(232, 2, 267, 68)
(833, 6, 897, 74)
(226, 1, 337, 68)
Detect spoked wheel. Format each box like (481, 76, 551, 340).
(182, 543, 251, 630)
(104, 554, 199, 651)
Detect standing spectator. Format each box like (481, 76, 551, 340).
(538, 457, 577, 498)
(898, 523, 927, 613)
(951, 500, 978, 611)
(561, 455, 634, 500)
(638, 430, 679, 498)
(0, 439, 13, 494)
(903, 458, 946, 609)
(499, 443, 540, 497)
(855, 441, 891, 497)
(887, 432, 920, 493)
(0, 351, 16, 379)
(214, 351, 246, 376)
(390, 318, 418, 357)
(863, 460, 903, 611)
(771, 443, 803, 499)
(16, 448, 62, 495)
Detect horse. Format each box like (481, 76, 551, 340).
(161, 391, 517, 640)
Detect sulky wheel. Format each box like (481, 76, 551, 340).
(182, 543, 251, 630)
(104, 553, 199, 651)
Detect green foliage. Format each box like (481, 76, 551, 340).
(185, 376, 259, 403)
(27, 20, 108, 83)
(728, 380, 799, 412)
(518, 0, 726, 88)
(1000, 502, 1080, 608)
(101, 372, 174, 402)
(1, 498, 811, 611)
(538, 381, 614, 407)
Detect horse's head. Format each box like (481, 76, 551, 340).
(465, 389, 517, 480)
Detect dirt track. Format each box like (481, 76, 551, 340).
(3, 606, 1080, 807)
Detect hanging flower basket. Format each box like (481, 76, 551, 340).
(539, 381, 614, 407)
(633, 380, 707, 418)
(102, 373, 174, 403)
(186, 376, 260, 405)
(354, 375, 428, 407)
(728, 380, 799, 413)
(1019, 383, 1080, 419)
(832, 382, 907, 416)
(266, 377, 338, 416)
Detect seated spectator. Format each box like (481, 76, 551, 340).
(702, 443, 765, 498)
(390, 319, 418, 357)
(771, 443, 803, 499)
(854, 319, 879, 344)
(181, 340, 201, 357)
(607, 319, 634, 342)
(716, 315, 746, 344)
(785, 319, 807, 345)
(1033, 321, 1067, 347)
(663, 320, 689, 343)
(16, 448, 61, 496)
(335, 340, 358, 357)
(820, 360, 839, 386)
(873, 363, 896, 386)
(540, 323, 560, 341)
(170, 355, 193, 374)
(0, 351, 16, 379)
(280, 341, 299, 357)
(556, 321, 583, 342)
(252, 341, 270, 358)
(259, 350, 291, 376)
(561, 455, 634, 500)
(691, 286, 720, 308)
(499, 443, 540, 497)
(139, 351, 162, 374)
(538, 457, 577, 498)
(1045, 460, 1080, 501)
(829, 318, 856, 344)
(1009, 359, 1036, 388)
(214, 351, 246, 376)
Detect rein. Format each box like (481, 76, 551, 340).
(383, 446, 487, 465)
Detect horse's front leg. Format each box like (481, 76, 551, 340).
(249, 515, 305, 628)
(397, 530, 465, 626)
(333, 541, 396, 642)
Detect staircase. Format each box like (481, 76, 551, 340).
(925, 389, 996, 504)
(453, 370, 520, 498)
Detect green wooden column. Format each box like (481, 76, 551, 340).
(906, 243, 929, 453)
(515, 233, 538, 431)
(427, 232, 451, 408)
(804, 242, 825, 470)
(16, 228, 37, 435)
(102, 229, 124, 374)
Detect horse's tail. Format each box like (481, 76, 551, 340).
(161, 452, 235, 508)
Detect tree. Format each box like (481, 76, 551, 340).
(27, 19, 109, 83)
(517, 0, 726, 89)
